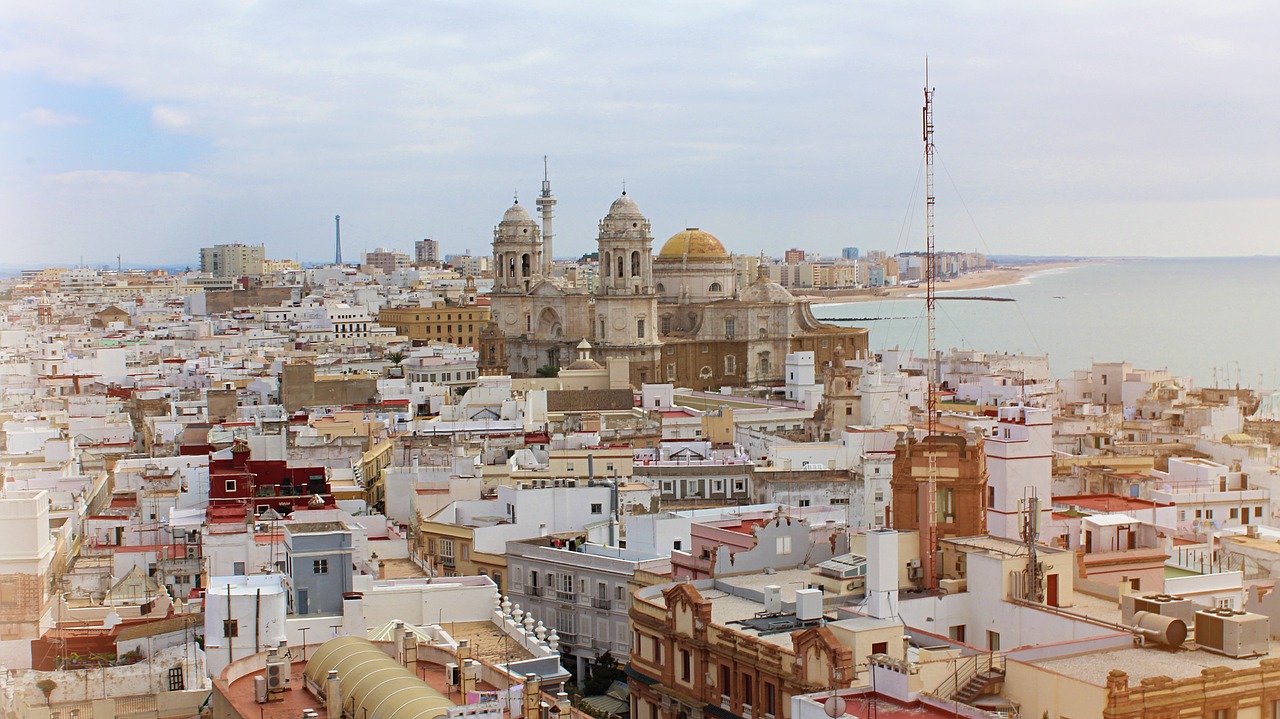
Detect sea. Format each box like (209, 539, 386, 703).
(812, 257, 1280, 392)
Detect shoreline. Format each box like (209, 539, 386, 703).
(797, 260, 1090, 306)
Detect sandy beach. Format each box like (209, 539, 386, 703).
(796, 260, 1088, 305)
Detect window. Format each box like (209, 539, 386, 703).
(681, 649, 691, 682)
(637, 319, 646, 338)
(798, 499, 810, 507)
(725, 355, 736, 374)
(225, 479, 237, 493)
(987, 485, 996, 508)
(776, 536, 792, 554)
(724, 317, 735, 338)
(1231, 508, 1239, 520)
(710, 282, 722, 293)
(223, 619, 238, 638)
(1257, 506, 1264, 518)
(168, 666, 185, 691)
(661, 316, 672, 334)
(313, 559, 329, 574)
(987, 630, 1000, 651)
(764, 683, 776, 716)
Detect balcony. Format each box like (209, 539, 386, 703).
(591, 597, 613, 610)
(555, 590, 577, 602)
(438, 555, 456, 568)
(526, 586, 543, 597)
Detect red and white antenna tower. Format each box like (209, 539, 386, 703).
(921, 61, 940, 590)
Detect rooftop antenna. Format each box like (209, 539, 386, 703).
(335, 215, 342, 265)
(921, 58, 940, 591)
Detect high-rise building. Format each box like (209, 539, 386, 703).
(199, 243, 265, 278)
(362, 248, 411, 276)
(415, 238, 439, 266)
(841, 246, 859, 260)
(783, 248, 806, 264)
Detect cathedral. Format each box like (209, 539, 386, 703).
(487, 178, 868, 390)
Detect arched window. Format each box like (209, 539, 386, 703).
(709, 282, 722, 293)
(521, 253, 531, 277)
(631, 251, 641, 276)
(617, 255, 625, 279)
(656, 283, 666, 295)
(759, 352, 771, 376)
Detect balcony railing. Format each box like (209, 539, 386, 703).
(592, 597, 613, 610)
(438, 555, 456, 567)
(526, 586, 543, 597)
(555, 590, 577, 602)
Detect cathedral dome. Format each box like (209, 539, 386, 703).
(741, 279, 795, 304)
(658, 229, 729, 261)
(606, 193, 644, 219)
(503, 202, 532, 223)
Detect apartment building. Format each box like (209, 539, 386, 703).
(506, 535, 668, 680)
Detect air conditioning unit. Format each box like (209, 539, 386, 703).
(563, 479, 578, 487)
(445, 662, 460, 686)
(253, 675, 268, 704)
(516, 482, 531, 490)
(265, 659, 289, 692)
(1121, 593, 1196, 627)
(1195, 608, 1269, 659)
(906, 558, 922, 581)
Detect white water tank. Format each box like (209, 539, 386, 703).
(795, 588, 823, 621)
(763, 585, 782, 614)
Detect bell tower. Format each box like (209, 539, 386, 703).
(592, 192, 661, 385)
(492, 199, 542, 295)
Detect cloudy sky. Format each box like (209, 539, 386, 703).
(2, 2, 1278, 268)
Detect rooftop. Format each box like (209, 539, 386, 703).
(1030, 641, 1280, 686)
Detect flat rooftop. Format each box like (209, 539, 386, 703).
(649, 569, 825, 648)
(1031, 641, 1280, 686)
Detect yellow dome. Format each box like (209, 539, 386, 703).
(658, 229, 729, 261)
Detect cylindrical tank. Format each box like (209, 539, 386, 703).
(1132, 610, 1188, 647)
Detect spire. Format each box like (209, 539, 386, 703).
(536, 156, 557, 275)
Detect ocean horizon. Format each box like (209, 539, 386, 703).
(814, 256, 1280, 392)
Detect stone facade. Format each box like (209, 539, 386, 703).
(629, 582, 854, 719)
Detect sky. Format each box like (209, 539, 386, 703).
(2, 1, 1279, 268)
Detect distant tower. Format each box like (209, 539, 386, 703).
(535, 156, 556, 275)
(335, 215, 342, 265)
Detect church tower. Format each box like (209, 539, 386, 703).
(536, 157, 556, 275)
(593, 192, 661, 385)
(492, 200, 543, 295)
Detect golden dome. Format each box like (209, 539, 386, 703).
(657, 228, 729, 261)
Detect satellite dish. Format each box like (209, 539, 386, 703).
(823, 696, 846, 718)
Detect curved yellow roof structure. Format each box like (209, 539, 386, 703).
(304, 636, 453, 719)
(657, 229, 729, 261)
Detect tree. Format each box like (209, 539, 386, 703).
(583, 651, 624, 696)
(535, 365, 559, 378)
(387, 351, 407, 367)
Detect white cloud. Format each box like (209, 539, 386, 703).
(151, 105, 191, 130)
(2, 2, 1280, 261)
(20, 107, 88, 127)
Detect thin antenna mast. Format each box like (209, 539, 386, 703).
(922, 60, 940, 591)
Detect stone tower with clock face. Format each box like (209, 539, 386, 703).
(590, 192, 662, 386)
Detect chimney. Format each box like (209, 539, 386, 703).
(866, 528, 900, 620)
(325, 671, 341, 719)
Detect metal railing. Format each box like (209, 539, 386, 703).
(929, 653, 1004, 702)
(591, 597, 613, 610)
